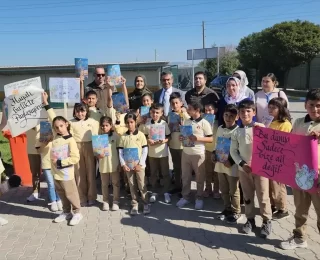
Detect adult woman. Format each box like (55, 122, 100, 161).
(232, 70, 255, 101)
(128, 75, 152, 110)
(255, 73, 289, 123)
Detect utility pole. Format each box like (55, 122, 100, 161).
(155, 49, 157, 61)
(202, 21, 205, 48)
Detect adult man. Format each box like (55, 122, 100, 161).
(185, 71, 219, 107)
(154, 71, 187, 116)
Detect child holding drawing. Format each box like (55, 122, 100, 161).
(267, 97, 292, 220)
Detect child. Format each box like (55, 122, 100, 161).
(168, 92, 189, 194)
(118, 112, 150, 215)
(280, 89, 320, 250)
(43, 93, 98, 207)
(176, 101, 213, 210)
(267, 97, 292, 220)
(97, 116, 120, 211)
(203, 102, 220, 199)
(35, 136, 62, 212)
(140, 103, 171, 203)
(49, 115, 81, 225)
(85, 89, 104, 124)
(230, 99, 272, 238)
(213, 104, 241, 223)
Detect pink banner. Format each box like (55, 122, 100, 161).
(252, 127, 319, 193)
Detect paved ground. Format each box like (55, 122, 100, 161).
(0, 101, 319, 260)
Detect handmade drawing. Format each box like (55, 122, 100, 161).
(149, 125, 165, 141)
(107, 64, 122, 86)
(215, 137, 231, 163)
(49, 78, 81, 103)
(123, 148, 139, 170)
(180, 125, 194, 147)
(294, 163, 317, 191)
(75, 58, 88, 79)
(112, 92, 128, 113)
(203, 114, 215, 127)
(51, 144, 69, 161)
(40, 121, 53, 143)
(92, 135, 110, 156)
(261, 115, 274, 127)
(168, 112, 181, 132)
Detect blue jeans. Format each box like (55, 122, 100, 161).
(43, 169, 60, 202)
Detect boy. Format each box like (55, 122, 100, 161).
(280, 89, 320, 250)
(203, 102, 220, 199)
(168, 92, 189, 194)
(230, 99, 272, 238)
(213, 104, 241, 223)
(141, 103, 171, 203)
(176, 101, 213, 210)
(85, 90, 104, 123)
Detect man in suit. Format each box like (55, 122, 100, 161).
(154, 71, 187, 116)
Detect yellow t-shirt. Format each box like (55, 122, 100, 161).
(168, 111, 190, 150)
(205, 121, 219, 152)
(99, 132, 120, 173)
(106, 106, 128, 135)
(269, 119, 292, 133)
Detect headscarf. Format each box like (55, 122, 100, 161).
(233, 70, 249, 89)
(224, 77, 246, 104)
(132, 75, 152, 96)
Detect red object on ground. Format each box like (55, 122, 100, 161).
(2, 130, 32, 187)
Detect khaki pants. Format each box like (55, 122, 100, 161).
(100, 172, 120, 203)
(54, 179, 81, 214)
(126, 169, 148, 206)
(28, 154, 41, 193)
(269, 180, 287, 211)
(292, 189, 320, 241)
(74, 142, 97, 203)
(181, 152, 206, 200)
(218, 172, 240, 214)
(205, 150, 219, 193)
(170, 148, 182, 190)
(149, 156, 171, 194)
(239, 170, 272, 221)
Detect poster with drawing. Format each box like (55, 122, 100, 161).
(75, 58, 88, 79)
(106, 64, 122, 86)
(149, 125, 165, 141)
(92, 135, 110, 156)
(40, 121, 53, 143)
(4, 77, 42, 97)
(215, 137, 231, 163)
(123, 148, 139, 170)
(49, 78, 81, 103)
(51, 144, 69, 161)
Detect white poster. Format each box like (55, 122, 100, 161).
(4, 77, 42, 97)
(49, 78, 81, 103)
(5, 87, 44, 137)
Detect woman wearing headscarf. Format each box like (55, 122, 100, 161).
(232, 70, 255, 101)
(128, 75, 152, 110)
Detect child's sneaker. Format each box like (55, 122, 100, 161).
(195, 199, 204, 210)
(102, 202, 109, 211)
(149, 194, 157, 203)
(164, 193, 171, 204)
(203, 189, 212, 198)
(226, 213, 243, 224)
(217, 210, 232, 221)
(213, 192, 221, 200)
(50, 201, 58, 212)
(272, 210, 290, 220)
(176, 198, 190, 208)
(27, 193, 39, 202)
(279, 236, 308, 250)
(81, 202, 88, 207)
(57, 200, 63, 211)
(143, 204, 151, 215)
(88, 200, 96, 206)
(54, 212, 72, 223)
(69, 213, 83, 226)
(260, 220, 272, 238)
(0, 217, 8, 226)
(271, 205, 277, 214)
(242, 219, 256, 234)
(130, 205, 139, 216)
(112, 203, 119, 211)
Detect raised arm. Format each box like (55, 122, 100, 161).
(121, 76, 129, 108)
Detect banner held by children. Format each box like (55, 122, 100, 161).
(251, 127, 319, 193)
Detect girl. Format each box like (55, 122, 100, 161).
(268, 97, 292, 219)
(97, 116, 120, 211)
(255, 73, 289, 123)
(118, 112, 150, 215)
(128, 75, 152, 110)
(43, 93, 99, 207)
(50, 116, 81, 225)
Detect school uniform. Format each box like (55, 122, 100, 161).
(230, 123, 272, 222)
(289, 115, 320, 241)
(181, 117, 213, 200)
(118, 130, 149, 206)
(204, 120, 219, 194)
(89, 107, 104, 124)
(105, 106, 128, 135)
(99, 131, 120, 204)
(141, 119, 171, 195)
(214, 124, 240, 214)
(51, 134, 81, 214)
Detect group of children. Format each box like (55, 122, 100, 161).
(3, 73, 320, 252)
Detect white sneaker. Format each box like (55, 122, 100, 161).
(54, 212, 72, 223)
(69, 213, 83, 226)
(102, 202, 109, 211)
(57, 200, 63, 211)
(164, 193, 171, 204)
(176, 198, 190, 208)
(0, 217, 8, 226)
(143, 204, 151, 215)
(27, 193, 39, 202)
(149, 194, 157, 203)
(112, 203, 119, 211)
(279, 236, 308, 250)
(50, 201, 58, 212)
(130, 205, 139, 216)
(195, 199, 204, 210)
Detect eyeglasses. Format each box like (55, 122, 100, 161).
(96, 74, 105, 77)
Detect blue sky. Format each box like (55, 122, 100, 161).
(0, 0, 319, 66)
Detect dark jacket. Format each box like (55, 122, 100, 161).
(153, 87, 187, 107)
(128, 87, 152, 110)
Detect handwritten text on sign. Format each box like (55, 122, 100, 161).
(6, 87, 44, 137)
(251, 127, 319, 193)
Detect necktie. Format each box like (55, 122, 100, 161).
(163, 89, 170, 116)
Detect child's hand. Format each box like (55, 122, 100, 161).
(42, 92, 49, 105)
(51, 158, 57, 165)
(106, 76, 114, 87)
(97, 154, 105, 159)
(79, 74, 85, 82)
(115, 112, 121, 121)
(134, 164, 142, 172)
(189, 135, 198, 142)
(242, 164, 252, 174)
(223, 161, 231, 168)
(254, 122, 265, 128)
(148, 139, 155, 145)
(121, 76, 126, 85)
(309, 131, 320, 139)
(181, 107, 187, 113)
(158, 139, 165, 144)
(179, 135, 184, 141)
(122, 165, 131, 172)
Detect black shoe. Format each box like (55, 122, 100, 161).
(260, 220, 272, 238)
(226, 213, 243, 224)
(242, 219, 256, 234)
(217, 210, 232, 221)
(271, 205, 277, 214)
(272, 210, 290, 220)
